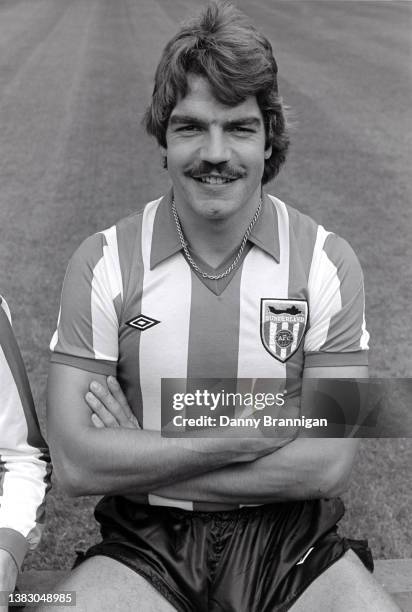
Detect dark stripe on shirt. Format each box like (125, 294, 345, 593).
(117, 213, 145, 426)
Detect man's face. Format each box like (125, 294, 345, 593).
(162, 75, 271, 222)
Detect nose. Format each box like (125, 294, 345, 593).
(200, 127, 231, 164)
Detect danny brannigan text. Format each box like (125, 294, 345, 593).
(171, 415, 328, 429)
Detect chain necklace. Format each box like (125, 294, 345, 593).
(171, 198, 262, 280)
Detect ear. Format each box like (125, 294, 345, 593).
(264, 145, 272, 160)
(160, 146, 168, 170)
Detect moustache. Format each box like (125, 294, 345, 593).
(186, 162, 246, 180)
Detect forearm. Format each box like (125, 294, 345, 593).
(153, 438, 359, 504)
(51, 426, 285, 497)
(53, 429, 229, 496)
(49, 365, 293, 497)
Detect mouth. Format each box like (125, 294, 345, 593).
(191, 175, 239, 185)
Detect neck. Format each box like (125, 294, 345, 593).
(173, 194, 262, 265)
(172, 194, 262, 269)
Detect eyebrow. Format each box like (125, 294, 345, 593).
(169, 115, 262, 128)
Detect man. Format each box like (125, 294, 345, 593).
(45, 3, 399, 611)
(0, 296, 50, 608)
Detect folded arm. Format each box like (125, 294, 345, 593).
(47, 363, 292, 497)
(153, 366, 365, 503)
(85, 365, 366, 504)
(153, 437, 359, 504)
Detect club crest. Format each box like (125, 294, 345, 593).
(260, 299, 308, 362)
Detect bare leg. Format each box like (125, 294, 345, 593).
(290, 550, 401, 612)
(34, 555, 177, 612)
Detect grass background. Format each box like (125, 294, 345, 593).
(0, 0, 410, 569)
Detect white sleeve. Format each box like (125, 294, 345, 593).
(304, 230, 369, 368)
(0, 297, 51, 570)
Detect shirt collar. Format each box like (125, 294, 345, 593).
(248, 192, 280, 262)
(150, 189, 182, 270)
(150, 189, 280, 270)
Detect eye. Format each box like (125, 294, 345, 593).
(176, 125, 202, 133)
(230, 125, 256, 134)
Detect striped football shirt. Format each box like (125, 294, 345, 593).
(50, 191, 369, 510)
(0, 297, 51, 569)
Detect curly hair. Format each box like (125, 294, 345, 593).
(143, 1, 289, 184)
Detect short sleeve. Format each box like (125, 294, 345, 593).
(304, 231, 369, 368)
(50, 228, 122, 375)
(0, 296, 50, 569)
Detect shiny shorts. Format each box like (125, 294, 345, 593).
(75, 496, 373, 611)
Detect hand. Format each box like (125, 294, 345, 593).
(85, 376, 140, 429)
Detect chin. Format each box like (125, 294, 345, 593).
(204, 209, 227, 219)
(201, 201, 235, 219)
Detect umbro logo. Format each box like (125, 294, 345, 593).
(126, 314, 160, 331)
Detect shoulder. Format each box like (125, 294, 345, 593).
(114, 196, 163, 239)
(70, 197, 162, 269)
(267, 193, 363, 276)
(321, 232, 363, 279)
(267, 193, 319, 236)
(66, 215, 142, 283)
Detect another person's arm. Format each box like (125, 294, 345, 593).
(0, 548, 18, 594)
(0, 298, 50, 595)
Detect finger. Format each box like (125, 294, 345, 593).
(119, 414, 141, 429)
(91, 413, 105, 428)
(85, 391, 120, 428)
(89, 381, 130, 427)
(129, 414, 142, 429)
(107, 377, 141, 428)
(88, 393, 139, 430)
(106, 377, 134, 418)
